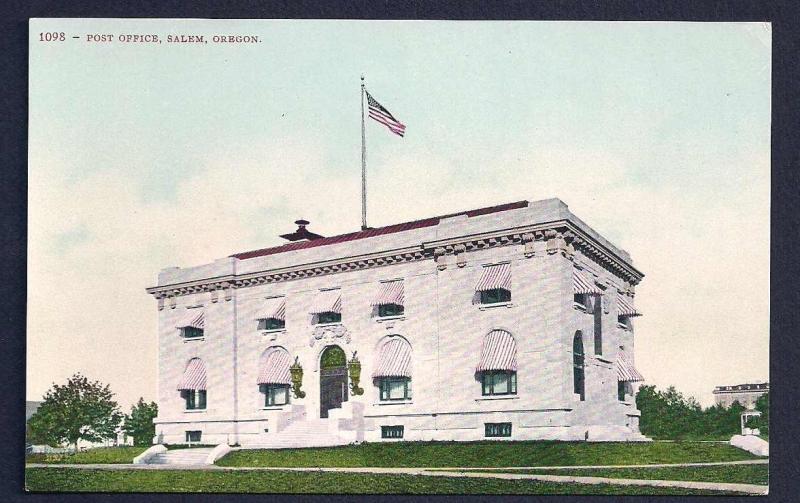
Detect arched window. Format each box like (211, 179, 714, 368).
(476, 330, 517, 396)
(257, 347, 292, 406)
(373, 337, 412, 401)
(573, 332, 585, 401)
(177, 358, 207, 410)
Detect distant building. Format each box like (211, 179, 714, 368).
(26, 401, 42, 421)
(147, 198, 648, 446)
(712, 382, 768, 410)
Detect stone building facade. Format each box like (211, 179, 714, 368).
(147, 198, 647, 446)
(713, 383, 769, 410)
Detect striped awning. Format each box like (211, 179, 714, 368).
(371, 281, 405, 307)
(617, 352, 645, 382)
(177, 358, 207, 390)
(255, 297, 286, 321)
(309, 289, 342, 314)
(573, 269, 603, 295)
(372, 337, 412, 378)
(175, 309, 205, 329)
(475, 263, 511, 292)
(617, 294, 642, 317)
(476, 330, 517, 372)
(257, 349, 292, 385)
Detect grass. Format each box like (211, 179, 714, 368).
(25, 446, 148, 465)
(218, 440, 761, 468)
(475, 463, 769, 485)
(23, 468, 747, 495)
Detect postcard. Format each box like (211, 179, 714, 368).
(26, 18, 770, 495)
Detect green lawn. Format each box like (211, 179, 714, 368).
(23, 468, 747, 495)
(218, 440, 761, 468)
(25, 446, 148, 465)
(475, 463, 769, 485)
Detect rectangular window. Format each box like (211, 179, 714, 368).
(183, 390, 207, 410)
(185, 430, 202, 443)
(261, 318, 286, 330)
(485, 422, 512, 437)
(594, 300, 603, 355)
(480, 288, 511, 304)
(381, 425, 404, 439)
(618, 381, 626, 401)
(378, 303, 404, 317)
(182, 327, 204, 339)
(481, 371, 517, 396)
(574, 293, 586, 308)
(379, 378, 411, 401)
(263, 384, 289, 406)
(316, 312, 342, 324)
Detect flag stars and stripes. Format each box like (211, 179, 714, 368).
(366, 90, 406, 137)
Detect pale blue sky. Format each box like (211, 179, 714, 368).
(28, 19, 770, 409)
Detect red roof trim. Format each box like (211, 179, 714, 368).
(231, 200, 529, 261)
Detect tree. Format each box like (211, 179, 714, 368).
(123, 398, 158, 446)
(27, 373, 123, 452)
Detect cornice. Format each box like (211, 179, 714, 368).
(146, 219, 643, 301)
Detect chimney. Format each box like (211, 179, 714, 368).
(279, 219, 324, 242)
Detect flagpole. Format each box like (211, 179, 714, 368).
(360, 75, 368, 230)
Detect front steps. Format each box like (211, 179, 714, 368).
(146, 447, 214, 465)
(246, 418, 348, 449)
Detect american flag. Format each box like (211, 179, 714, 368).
(366, 90, 406, 137)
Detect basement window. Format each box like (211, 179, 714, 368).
(485, 422, 512, 438)
(185, 430, 202, 443)
(381, 425, 404, 439)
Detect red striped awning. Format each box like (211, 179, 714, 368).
(475, 263, 511, 292)
(371, 280, 405, 307)
(617, 352, 645, 382)
(617, 294, 642, 317)
(257, 348, 292, 385)
(175, 309, 205, 329)
(476, 330, 517, 372)
(573, 269, 603, 295)
(255, 297, 286, 321)
(177, 358, 207, 390)
(372, 337, 412, 378)
(309, 289, 342, 314)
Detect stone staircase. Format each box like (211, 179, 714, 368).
(146, 447, 214, 465)
(247, 419, 347, 449)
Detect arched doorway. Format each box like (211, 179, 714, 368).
(319, 345, 348, 418)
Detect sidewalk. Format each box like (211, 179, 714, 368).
(26, 460, 769, 495)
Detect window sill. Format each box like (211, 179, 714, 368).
(261, 328, 286, 334)
(183, 409, 207, 413)
(376, 315, 405, 323)
(375, 401, 413, 406)
(260, 406, 287, 411)
(182, 337, 205, 343)
(478, 302, 513, 311)
(314, 322, 342, 328)
(573, 302, 588, 312)
(595, 355, 613, 364)
(617, 323, 631, 331)
(476, 395, 519, 401)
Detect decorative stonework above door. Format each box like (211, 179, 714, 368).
(309, 324, 351, 347)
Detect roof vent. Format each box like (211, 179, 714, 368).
(279, 219, 324, 242)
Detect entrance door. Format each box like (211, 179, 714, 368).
(319, 346, 348, 418)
